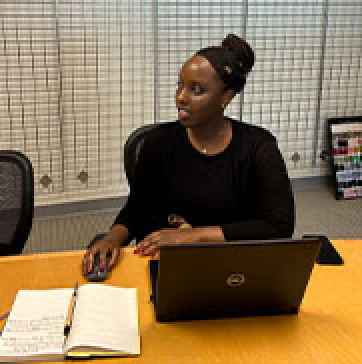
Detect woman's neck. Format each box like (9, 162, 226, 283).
(186, 117, 232, 155)
(189, 116, 228, 140)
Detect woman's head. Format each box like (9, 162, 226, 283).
(196, 34, 255, 93)
(176, 34, 254, 127)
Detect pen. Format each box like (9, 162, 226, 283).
(0, 310, 10, 336)
(0, 310, 10, 322)
(64, 282, 78, 336)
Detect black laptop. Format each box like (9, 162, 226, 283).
(149, 238, 321, 322)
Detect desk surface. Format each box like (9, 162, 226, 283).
(0, 240, 361, 363)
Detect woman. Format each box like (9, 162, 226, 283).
(83, 34, 295, 273)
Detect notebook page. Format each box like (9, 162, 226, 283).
(0, 289, 73, 360)
(64, 284, 140, 356)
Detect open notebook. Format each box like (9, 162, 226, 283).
(0, 284, 140, 362)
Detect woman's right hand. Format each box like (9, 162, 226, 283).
(82, 238, 120, 275)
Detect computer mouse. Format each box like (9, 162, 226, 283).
(84, 252, 112, 282)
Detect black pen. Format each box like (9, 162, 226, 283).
(64, 282, 79, 336)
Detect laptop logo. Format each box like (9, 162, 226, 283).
(226, 273, 245, 287)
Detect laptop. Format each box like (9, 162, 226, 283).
(149, 237, 321, 322)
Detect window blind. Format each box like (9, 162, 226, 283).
(0, 0, 361, 205)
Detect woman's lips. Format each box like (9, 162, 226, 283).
(178, 109, 190, 120)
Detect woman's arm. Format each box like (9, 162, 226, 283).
(221, 139, 295, 240)
(136, 226, 225, 256)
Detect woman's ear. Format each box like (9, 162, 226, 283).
(221, 89, 236, 109)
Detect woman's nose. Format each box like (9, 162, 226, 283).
(176, 87, 187, 104)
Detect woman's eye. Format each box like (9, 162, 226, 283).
(191, 84, 203, 95)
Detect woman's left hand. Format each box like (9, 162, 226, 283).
(135, 228, 199, 257)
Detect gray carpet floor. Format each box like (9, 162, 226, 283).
(293, 186, 361, 239)
(24, 186, 362, 254)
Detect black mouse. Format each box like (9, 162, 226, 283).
(84, 252, 112, 282)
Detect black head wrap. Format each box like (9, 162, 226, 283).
(196, 34, 255, 93)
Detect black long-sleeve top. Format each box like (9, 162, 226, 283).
(114, 118, 295, 243)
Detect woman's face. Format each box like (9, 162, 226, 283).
(175, 55, 231, 128)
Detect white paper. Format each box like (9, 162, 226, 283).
(0, 289, 73, 359)
(65, 284, 140, 355)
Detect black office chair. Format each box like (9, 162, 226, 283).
(124, 123, 161, 186)
(88, 123, 161, 247)
(0, 150, 34, 256)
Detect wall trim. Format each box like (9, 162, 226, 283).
(34, 176, 333, 219)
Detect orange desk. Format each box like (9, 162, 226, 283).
(0, 240, 361, 363)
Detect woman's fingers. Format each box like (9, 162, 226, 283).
(108, 248, 119, 270)
(83, 249, 94, 274)
(136, 233, 160, 256)
(98, 245, 120, 270)
(142, 241, 159, 256)
(137, 235, 154, 250)
(83, 241, 120, 273)
(136, 241, 156, 256)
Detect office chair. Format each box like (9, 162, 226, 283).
(124, 123, 161, 186)
(88, 123, 161, 247)
(0, 150, 34, 256)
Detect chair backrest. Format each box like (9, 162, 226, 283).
(87, 124, 161, 248)
(124, 123, 161, 186)
(0, 150, 34, 256)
